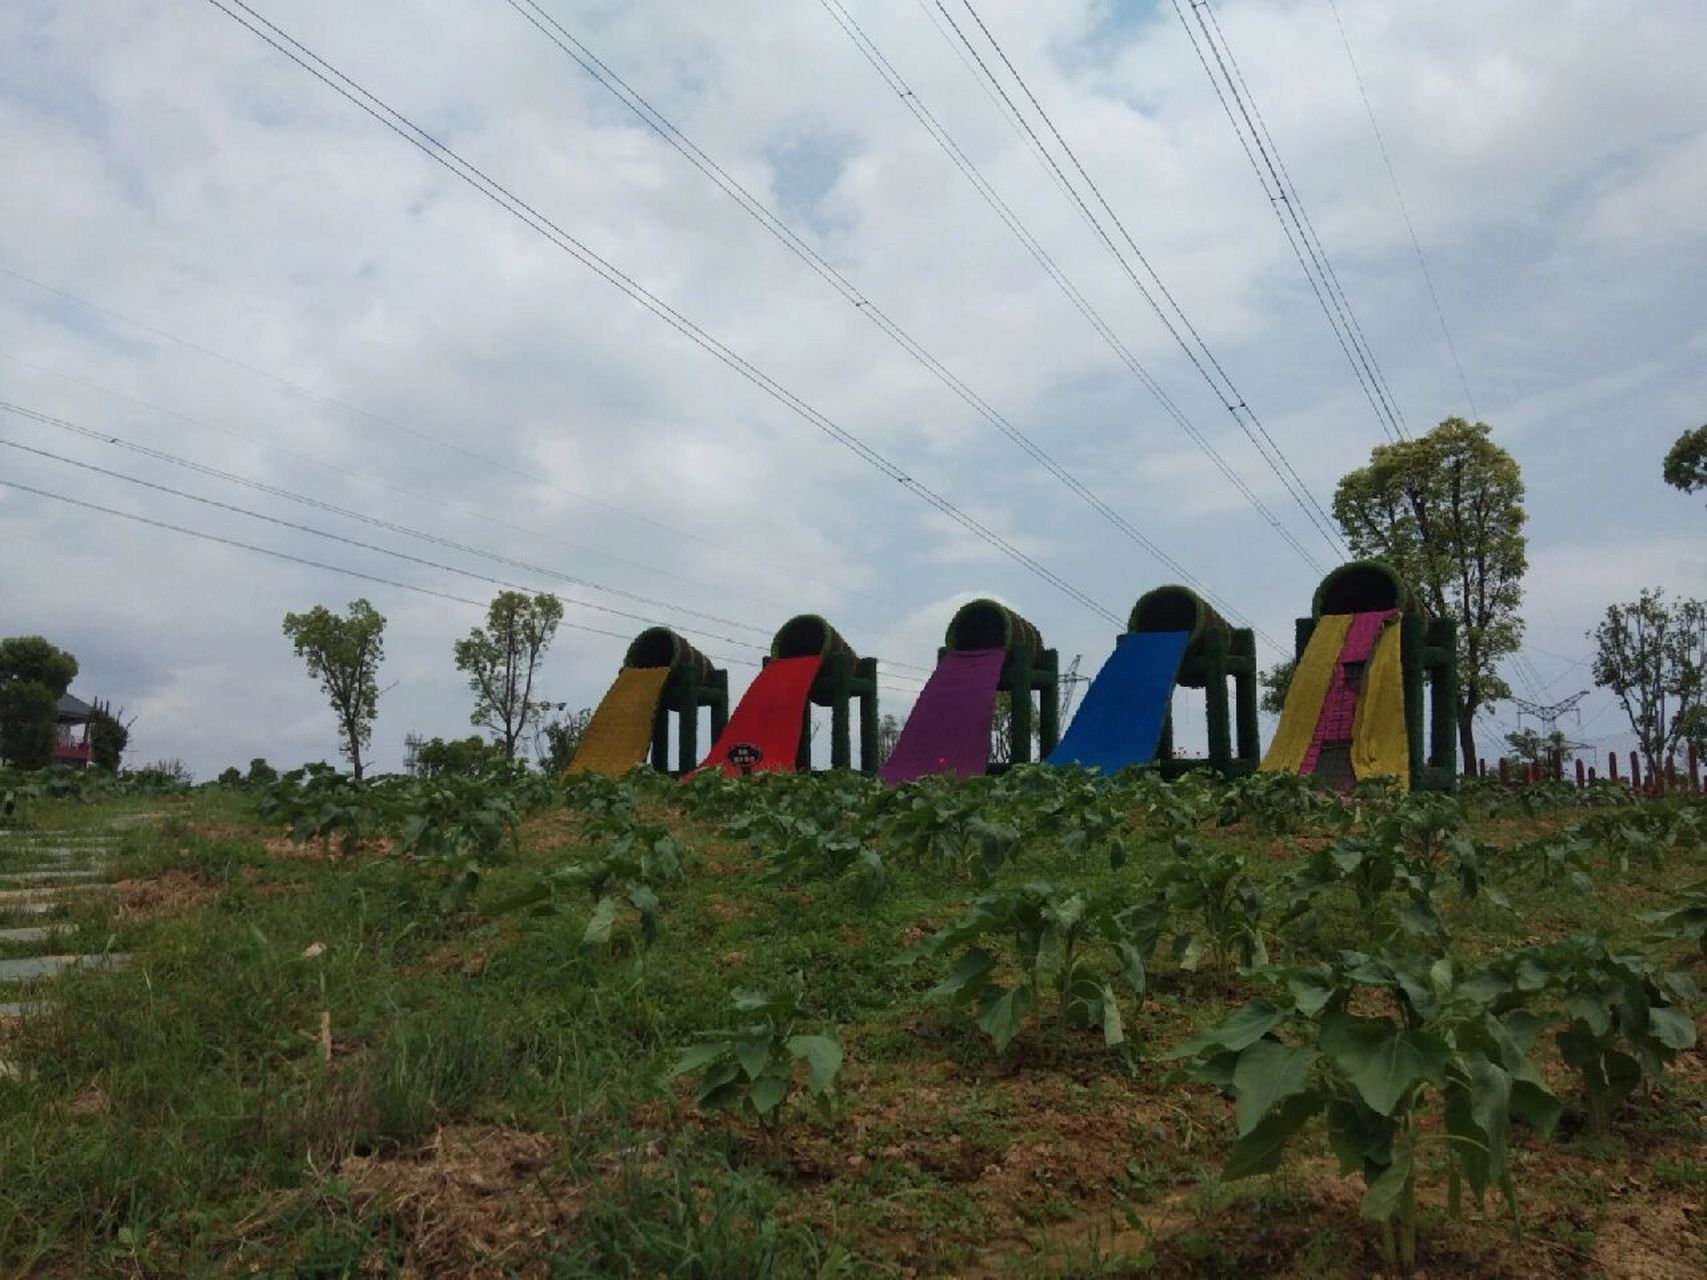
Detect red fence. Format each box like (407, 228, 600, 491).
(1478, 746, 1702, 794)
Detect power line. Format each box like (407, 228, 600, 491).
(198, 0, 1121, 628)
(0, 430, 777, 656)
(495, 0, 1249, 633)
(0, 479, 591, 634)
(818, 0, 1325, 580)
(0, 404, 935, 683)
(1195, 0, 1410, 442)
(0, 344, 830, 621)
(0, 266, 883, 610)
(1324, 0, 1477, 419)
(0, 477, 792, 677)
(934, 0, 1347, 557)
(1171, 0, 1407, 444)
(0, 398, 768, 639)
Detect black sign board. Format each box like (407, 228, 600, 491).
(726, 742, 764, 773)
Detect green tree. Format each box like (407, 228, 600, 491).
(535, 707, 592, 773)
(282, 599, 386, 780)
(1504, 726, 1567, 772)
(414, 734, 506, 778)
(0, 683, 58, 770)
(0, 636, 78, 771)
(1259, 659, 1296, 718)
(1332, 418, 1527, 772)
(988, 691, 1040, 764)
(0, 636, 79, 698)
(1663, 424, 1707, 496)
(88, 699, 130, 771)
(453, 591, 564, 758)
(1591, 588, 1707, 784)
(876, 712, 904, 766)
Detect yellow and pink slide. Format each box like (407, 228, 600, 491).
(1261, 609, 1408, 789)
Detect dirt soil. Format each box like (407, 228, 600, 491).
(338, 1125, 574, 1278)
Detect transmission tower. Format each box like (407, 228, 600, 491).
(1510, 691, 1594, 762)
(1511, 690, 1588, 735)
(1057, 654, 1086, 724)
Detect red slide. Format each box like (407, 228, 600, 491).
(695, 655, 824, 777)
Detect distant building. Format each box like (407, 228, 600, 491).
(55, 692, 95, 769)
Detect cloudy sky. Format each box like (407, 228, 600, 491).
(2, 0, 1703, 779)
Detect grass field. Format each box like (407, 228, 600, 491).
(0, 767, 1702, 1278)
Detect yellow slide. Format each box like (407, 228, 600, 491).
(1259, 613, 1351, 775)
(566, 666, 671, 776)
(1351, 619, 1410, 788)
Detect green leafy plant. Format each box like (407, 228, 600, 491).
(393, 771, 523, 909)
(1170, 949, 1561, 1274)
(877, 779, 1022, 883)
(493, 822, 685, 949)
(1143, 838, 1267, 979)
(1218, 770, 1345, 836)
(1493, 830, 1595, 893)
(1641, 879, 1707, 964)
(258, 762, 387, 855)
(902, 881, 1146, 1053)
(667, 979, 843, 1142)
(749, 815, 885, 905)
(1464, 935, 1698, 1134)
(1284, 796, 1490, 944)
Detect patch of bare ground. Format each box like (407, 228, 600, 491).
(261, 833, 392, 862)
(338, 1125, 573, 1278)
(113, 870, 217, 918)
(1593, 1198, 1706, 1280)
(186, 822, 247, 843)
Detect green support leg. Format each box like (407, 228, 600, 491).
(1427, 620, 1458, 781)
(830, 685, 850, 770)
(1201, 641, 1229, 771)
(678, 676, 700, 774)
(650, 691, 671, 772)
(1038, 648, 1060, 757)
(1010, 669, 1034, 765)
(1232, 631, 1260, 766)
(858, 658, 878, 775)
(710, 672, 728, 745)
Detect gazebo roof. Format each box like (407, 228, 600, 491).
(57, 692, 96, 721)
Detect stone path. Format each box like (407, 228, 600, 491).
(0, 828, 127, 1076)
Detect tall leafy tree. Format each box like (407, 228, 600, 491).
(453, 591, 564, 758)
(88, 699, 131, 771)
(0, 684, 58, 770)
(1504, 726, 1567, 771)
(1591, 588, 1707, 783)
(534, 707, 592, 773)
(0, 636, 79, 697)
(876, 713, 904, 767)
(0, 636, 78, 771)
(1663, 423, 1707, 498)
(1258, 659, 1296, 718)
(1332, 417, 1528, 771)
(282, 599, 386, 779)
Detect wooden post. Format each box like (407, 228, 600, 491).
(1608, 752, 1618, 783)
(1478, 757, 1487, 779)
(1630, 750, 1641, 790)
(1589, 766, 1598, 783)
(1575, 758, 1586, 788)
(1499, 758, 1510, 783)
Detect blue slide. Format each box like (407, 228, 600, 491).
(1047, 631, 1191, 773)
